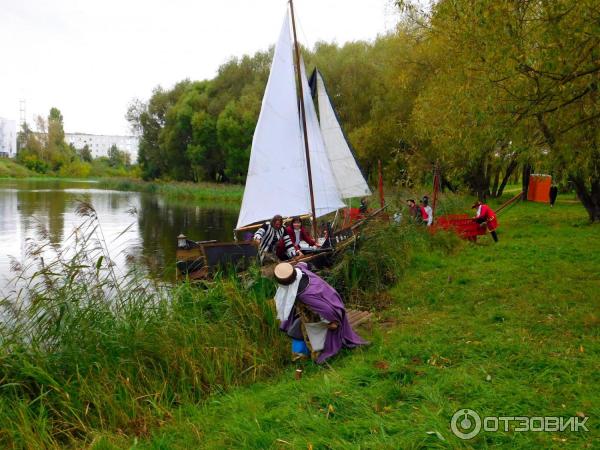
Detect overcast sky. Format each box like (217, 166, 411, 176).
(0, 0, 398, 136)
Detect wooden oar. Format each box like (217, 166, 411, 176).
(496, 191, 523, 214)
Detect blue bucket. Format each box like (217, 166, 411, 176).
(292, 339, 309, 355)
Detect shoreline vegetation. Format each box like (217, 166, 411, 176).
(0, 195, 423, 448)
(0, 192, 597, 448)
(0, 158, 38, 178)
(95, 178, 244, 203)
(0, 165, 244, 203)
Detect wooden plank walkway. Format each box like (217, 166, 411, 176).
(347, 309, 374, 328)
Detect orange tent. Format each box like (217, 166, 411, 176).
(527, 174, 552, 203)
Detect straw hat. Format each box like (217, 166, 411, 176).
(274, 262, 297, 285)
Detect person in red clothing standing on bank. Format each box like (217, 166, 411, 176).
(472, 200, 499, 242)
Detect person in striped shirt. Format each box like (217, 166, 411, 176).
(253, 214, 300, 263)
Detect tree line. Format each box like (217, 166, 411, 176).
(128, 0, 599, 221)
(17, 108, 134, 178)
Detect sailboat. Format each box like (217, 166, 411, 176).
(176, 1, 385, 280)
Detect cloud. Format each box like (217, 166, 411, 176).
(0, 0, 397, 135)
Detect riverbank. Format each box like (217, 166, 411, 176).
(95, 178, 244, 203)
(95, 199, 598, 449)
(0, 158, 37, 178)
(1, 196, 598, 448)
(0, 165, 244, 202)
(0, 195, 421, 448)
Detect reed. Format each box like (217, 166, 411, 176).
(0, 203, 282, 448)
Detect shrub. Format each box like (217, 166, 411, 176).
(58, 160, 92, 178)
(21, 155, 49, 174)
(326, 221, 417, 305)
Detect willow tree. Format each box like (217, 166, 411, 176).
(400, 0, 600, 220)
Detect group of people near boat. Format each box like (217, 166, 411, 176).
(260, 195, 501, 365)
(253, 215, 366, 364)
(406, 195, 499, 242)
(406, 195, 434, 226)
(253, 214, 320, 263)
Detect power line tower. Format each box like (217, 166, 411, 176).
(17, 99, 27, 153)
(19, 99, 26, 128)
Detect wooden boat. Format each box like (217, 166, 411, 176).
(176, 1, 385, 281)
(176, 205, 386, 281)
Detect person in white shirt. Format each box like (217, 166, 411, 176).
(420, 199, 433, 226)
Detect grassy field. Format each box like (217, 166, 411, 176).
(91, 199, 599, 449)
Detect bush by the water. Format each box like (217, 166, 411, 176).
(0, 158, 38, 178)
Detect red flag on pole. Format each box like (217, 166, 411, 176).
(378, 160, 385, 208)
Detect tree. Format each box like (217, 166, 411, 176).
(17, 117, 50, 173)
(399, 0, 600, 219)
(127, 51, 271, 182)
(78, 144, 92, 162)
(187, 111, 220, 181)
(108, 144, 129, 168)
(44, 107, 73, 171)
(127, 81, 191, 180)
(217, 98, 258, 182)
(47, 107, 65, 149)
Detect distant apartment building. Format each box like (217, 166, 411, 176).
(0, 117, 17, 158)
(65, 133, 139, 161)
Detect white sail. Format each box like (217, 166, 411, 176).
(316, 71, 371, 199)
(237, 15, 345, 229)
(299, 60, 345, 217)
(236, 14, 311, 229)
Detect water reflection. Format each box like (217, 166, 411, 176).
(0, 179, 238, 294)
(136, 194, 238, 278)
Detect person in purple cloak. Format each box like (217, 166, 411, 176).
(274, 262, 367, 364)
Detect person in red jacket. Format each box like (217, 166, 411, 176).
(472, 200, 499, 242)
(277, 217, 319, 259)
(288, 216, 318, 250)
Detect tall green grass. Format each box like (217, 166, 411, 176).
(0, 201, 422, 448)
(326, 215, 462, 308)
(0, 159, 37, 178)
(0, 203, 282, 448)
(101, 199, 598, 450)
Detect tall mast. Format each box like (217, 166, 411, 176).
(289, 0, 318, 238)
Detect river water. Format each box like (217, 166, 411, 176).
(0, 179, 238, 295)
